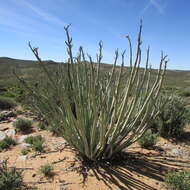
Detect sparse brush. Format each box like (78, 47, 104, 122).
(13, 118, 32, 133)
(0, 96, 16, 110)
(138, 130, 158, 148)
(15, 23, 167, 161)
(0, 160, 23, 190)
(32, 140, 44, 152)
(39, 164, 54, 178)
(0, 137, 16, 151)
(25, 135, 43, 144)
(153, 95, 188, 138)
(179, 88, 190, 97)
(20, 147, 30, 155)
(25, 135, 45, 152)
(29, 187, 39, 190)
(15, 110, 23, 115)
(165, 170, 190, 190)
(37, 122, 46, 130)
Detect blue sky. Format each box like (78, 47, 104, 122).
(0, 0, 189, 70)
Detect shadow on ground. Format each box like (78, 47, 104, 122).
(178, 131, 190, 145)
(80, 151, 190, 190)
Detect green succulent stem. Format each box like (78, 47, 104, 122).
(16, 23, 167, 161)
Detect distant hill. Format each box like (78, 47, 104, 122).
(0, 57, 59, 79)
(0, 57, 190, 90)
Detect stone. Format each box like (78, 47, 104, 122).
(20, 143, 30, 148)
(5, 128, 16, 138)
(0, 111, 16, 118)
(18, 155, 28, 161)
(0, 126, 9, 131)
(0, 131, 6, 141)
(16, 135, 29, 144)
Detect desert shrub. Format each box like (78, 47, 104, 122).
(15, 110, 23, 115)
(0, 137, 16, 151)
(29, 187, 39, 190)
(37, 122, 46, 130)
(179, 88, 190, 97)
(3, 84, 27, 103)
(153, 95, 188, 138)
(138, 130, 158, 148)
(25, 135, 45, 152)
(0, 96, 16, 110)
(165, 170, 190, 190)
(20, 148, 30, 155)
(16, 24, 167, 161)
(39, 164, 54, 178)
(25, 135, 43, 144)
(32, 140, 44, 152)
(13, 118, 32, 133)
(0, 114, 3, 121)
(184, 107, 190, 124)
(0, 161, 23, 190)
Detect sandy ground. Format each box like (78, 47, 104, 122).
(0, 109, 190, 190)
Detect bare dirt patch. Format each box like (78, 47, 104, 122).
(0, 109, 190, 190)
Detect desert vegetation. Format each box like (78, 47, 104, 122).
(39, 164, 54, 178)
(0, 24, 190, 189)
(138, 129, 158, 148)
(165, 170, 190, 190)
(16, 24, 167, 162)
(0, 96, 16, 110)
(0, 160, 23, 190)
(24, 135, 45, 152)
(0, 137, 16, 152)
(13, 118, 32, 134)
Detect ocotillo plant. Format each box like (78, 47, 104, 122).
(16, 23, 168, 161)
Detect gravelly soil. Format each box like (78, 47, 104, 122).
(0, 108, 190, 190)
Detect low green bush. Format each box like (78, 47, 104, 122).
(15, 110, 23, 115)
(0, 161, 23, 190)
(39, 164, 53, 178)
(25, 135, 45, 152)
(37, 122, 46, 130)
(179, 88, 190, 97)
(165, 170, 190, 190)
(0, 137, 16, 151)
(13, 118, 32, 133)
(2, 84, 27, 103)
(0, 96, 16, 110)
(20, 147, 30, 155)
(30, 187, 39, 190)
(138, 130, 158, 148)
(32, 140, 44, 152)
(152, 95, 188, 138)
(184, 107, 190, 124)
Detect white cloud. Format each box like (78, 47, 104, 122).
(142, 0, 165, 15)
(149, 0, 164, 14)
(17, 0, 67, 26)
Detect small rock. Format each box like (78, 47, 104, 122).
(20, 143, 30, 148)
(5, 128, 16, 138)
(16, 135, 29, 144)
(0, 111, 16, 118)
(0, 126, 9, 131)
(32, 173, 36, 177)
(18, 155, 28, 161)
(171, 148, 180, 155)
(0, 131, 6, 141)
